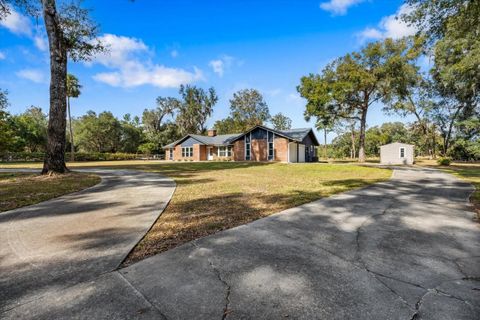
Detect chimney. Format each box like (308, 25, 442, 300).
(207, 129, 217, 137)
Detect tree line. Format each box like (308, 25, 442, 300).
(0, 86, 292, 157)
(298, 0, 479, 162)
(1, 0, 478, 171)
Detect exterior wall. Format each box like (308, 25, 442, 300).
(274, 137, 289, 162)
(288, 142, 297, 163)
(380, 143, 414, 165)
(174, 145, 182, 160)
(251, 138, 268, 161)
(301, 133, 318, 162)
(234, 140, 245, 161)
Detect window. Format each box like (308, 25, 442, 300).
(400, 147, 405, 158)
(182, 147, 193, 157)
(245, 133, 251, 160)
(268, 131, 274, 160)
(169, 148, 173, 160)
(219, 146, 232, 157)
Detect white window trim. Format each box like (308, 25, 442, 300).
(399, 147, 406, 158)
(245, 133, 251, 160)
(268, 131, 275, 161)
(182, 146, 193, 157)
(218, 146, 232, 157)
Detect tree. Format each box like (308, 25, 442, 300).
(74, 111, 121, 153)
(270, 113, 292, 130)
(403, 0, 479, 156)
(12, 106, 48, 152)
(66, 74, 81, 161)
(0, 89, 18, 152)
(175, 85, 217, 135)
(298, 38, 420, 162)
(142, 96, 180, 151)
(213, 117, 238, 134)
(1, 1, 104, 174)
(229, 89, 270, 132)
(119, 114, 144, 153)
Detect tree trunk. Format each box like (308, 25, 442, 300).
(350, 125, 356, 159)
(324, 128, 327, 159)
(67, 96, 75, 162)
(358, 108, 368, 163)
(41, 0, 68, 174)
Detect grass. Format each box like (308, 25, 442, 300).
(0, 160, 391, 264)
(417, 159, 480, 219)
(0, 172, 101, 212)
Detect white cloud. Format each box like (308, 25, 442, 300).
(90, 34, 202, 88)
(0, 8, 48, 52)
(0, 51, 5, 60)
(0, 8, 32, 36)
(16, 69, 46, 83)
(208, 55, 235, 77)
(358, 4, 416, 42)
(320, 0, 365, 16)
(287, 92, 303, 105)
(33, 35, 48, 51)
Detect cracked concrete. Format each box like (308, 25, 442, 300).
(2, 167, 479, 319)
(0, 169, 176, 317)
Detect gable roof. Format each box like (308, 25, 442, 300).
(163, 133, 241, 149)
(380, 142, 415, 147)
(163, 125, 320, 149)
(230, 125, 320, 145)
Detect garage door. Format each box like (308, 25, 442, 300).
(298, 144, 305, 163)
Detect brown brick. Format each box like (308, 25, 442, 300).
(274, 137, 289, 162)
(233, 140, 245, 161)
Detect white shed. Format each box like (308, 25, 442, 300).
(380, 142, 415, 165)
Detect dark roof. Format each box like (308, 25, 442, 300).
(279, 128, 313, 141)
(230, 125, 319, 145)
(163, 125, 320, 149)
(163, 133, 241, 149)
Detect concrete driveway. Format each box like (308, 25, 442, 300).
(2, 167, 479, 319)
(0, 169, 176, 313)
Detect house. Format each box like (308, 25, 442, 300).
(163, 125, 320, 162)
(380, 142, 415, 165)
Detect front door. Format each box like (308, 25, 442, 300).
(207, 147, 213, 160)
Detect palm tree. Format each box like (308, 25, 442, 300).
(66, 74, 82, 162)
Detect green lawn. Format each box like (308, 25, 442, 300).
(0, 161, 392, 263)
(0, 172, 101, 212)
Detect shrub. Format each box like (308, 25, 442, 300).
(437, 157, 451, 166)
(0, 152, 153, 162)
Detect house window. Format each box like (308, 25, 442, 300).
(400, 147, 405, 158)
(182, 147, 193, 157)
(219, 146, 232, 157)
(268, 131, 274, 160)
(245, 134, 251, 160)
(169, 148, 173, 160)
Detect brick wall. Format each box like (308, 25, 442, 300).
(233, 140, 245, 161)
(274, 137, 289, 162)
(252, 139, 268, 161)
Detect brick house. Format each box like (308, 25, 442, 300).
(163, 125, 319, 162)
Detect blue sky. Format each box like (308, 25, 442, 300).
(0, 0, 417, 142)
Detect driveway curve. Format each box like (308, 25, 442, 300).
(0, 169, 176, 312)
(1, 167, 479, 320)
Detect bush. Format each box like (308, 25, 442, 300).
(437, 157, 451, 166)
(0, 152, 154, 162)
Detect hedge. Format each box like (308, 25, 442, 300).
(0, 152, 164, 162)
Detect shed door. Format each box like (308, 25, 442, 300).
(298, 144, 305, 163)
